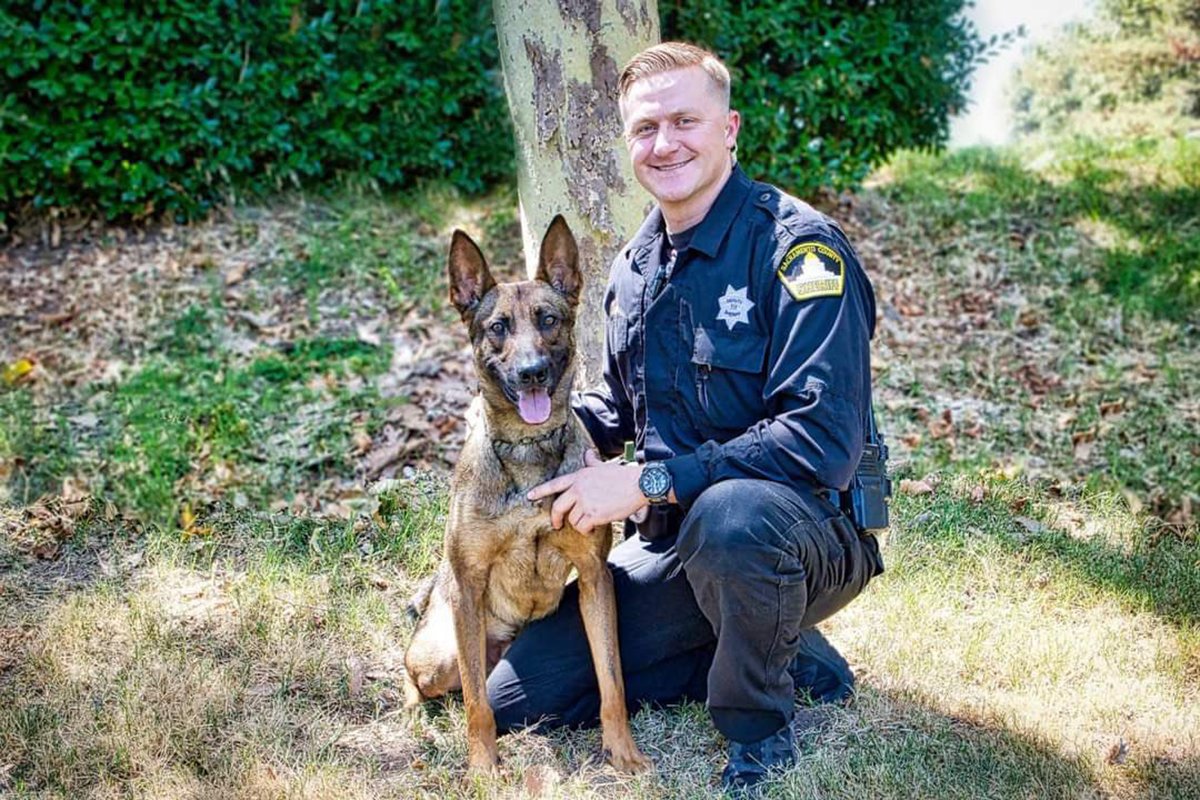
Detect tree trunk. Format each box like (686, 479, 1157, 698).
(493, 0, 659, 385)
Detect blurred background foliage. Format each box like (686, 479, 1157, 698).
(1012, 0, 1200, 138)
(0, 1, 511, 223)
(1, 0, 997, 226)
(660, 0, 1008, 199)
(3, 1, 1194, 228)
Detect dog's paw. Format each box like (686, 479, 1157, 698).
(603, 742, 653, 774)
(400, 671, 425, 714)
(466, 749, 501, 777)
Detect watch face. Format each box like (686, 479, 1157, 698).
(640, 463, 671, 499)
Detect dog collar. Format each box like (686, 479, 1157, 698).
(491, 422, 570, 461)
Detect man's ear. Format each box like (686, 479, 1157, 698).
(725, 109, 741, 150)
(535, 215, 582, 307)
(447, 230, 496, 322)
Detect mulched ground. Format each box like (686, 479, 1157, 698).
(2, 188, 1195, 528)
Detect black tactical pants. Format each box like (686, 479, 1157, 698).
(487, 479, 884, 743)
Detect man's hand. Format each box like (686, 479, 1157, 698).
(527, 450, 647, 534)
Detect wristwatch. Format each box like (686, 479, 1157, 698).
(638, 461, 673, 504)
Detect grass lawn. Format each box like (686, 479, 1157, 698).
(1, 136, 1197, 798)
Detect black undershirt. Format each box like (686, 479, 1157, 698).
(652, 223, 697, 298)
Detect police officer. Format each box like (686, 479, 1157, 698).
(492, 42, 884, 792)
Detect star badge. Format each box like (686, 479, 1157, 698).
(716, 285, 755, 330)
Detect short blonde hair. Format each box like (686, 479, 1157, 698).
(618, 41, 731, 109)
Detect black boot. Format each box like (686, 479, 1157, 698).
(788, 627, 854, 704)
(721, 723, 796, 795)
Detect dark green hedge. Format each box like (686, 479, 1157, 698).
(0, 1, 509, 222)
(1, 1, 990, 223)
(663, 0, 994, 196)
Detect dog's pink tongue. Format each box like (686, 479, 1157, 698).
(517, 388, 551, 424)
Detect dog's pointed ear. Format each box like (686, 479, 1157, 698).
(448, 230, 495, 322)
(535, 215, 582, 307)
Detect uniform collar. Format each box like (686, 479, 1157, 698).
(627, 166, 752, 271)
(687, 165, 753, 258)
(627, 207, 664, 275)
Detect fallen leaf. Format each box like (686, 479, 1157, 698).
(224, 263, 248, 286)
(432, 415, 458, 437)
(522, 763, 562, 796)
(893, 291, 925, 317)
(928, 409, 954, 439)
(39, 308, 77, 326)
(351, 429, 373, 455)
(31, 539, 61, 560)
(356, 323, 382, 347)
(388, 403, 432, 433)
(970, 486, 985, 504)
(180, 503, 212, 538)
(364, 440, 408, 480)
(2, 358, 34, 386)
(899, 479, 934, 495)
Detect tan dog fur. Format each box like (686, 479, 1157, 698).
(402, 217, 650, 776)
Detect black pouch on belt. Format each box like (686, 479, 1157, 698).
(625, 504, 683, 542)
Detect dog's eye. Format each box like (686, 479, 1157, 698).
(540, 314, 558, 329)
(488, 320, 506, 335)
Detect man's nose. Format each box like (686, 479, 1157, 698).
(653, 125, 678, 155)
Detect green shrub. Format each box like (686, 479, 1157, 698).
(663, 0, 1000, 197)
(1, 2, 995, 222)
(1012, 0, 1200, 137)
(0, 1, 510, 223)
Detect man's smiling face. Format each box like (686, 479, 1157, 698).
(620, 66, 740, 230)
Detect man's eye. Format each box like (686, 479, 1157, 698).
(634, 125, 655, 137)
(489, 320, 506, 335)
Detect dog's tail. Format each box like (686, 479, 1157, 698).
(405, 574, 436, 621)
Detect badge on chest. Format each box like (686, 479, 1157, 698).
(716, 284, 755, 330)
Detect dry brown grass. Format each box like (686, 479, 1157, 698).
(1, 484, 1196, 798)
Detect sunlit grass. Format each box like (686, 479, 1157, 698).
(2, 136, 1197, 796)
(2, 471, 1197, 798)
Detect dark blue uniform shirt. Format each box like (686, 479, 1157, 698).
(574, 166, 877, 508)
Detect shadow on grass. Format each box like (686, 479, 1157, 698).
(893, 490, 1200, 629)
(807, 687, 1199, 800)
(1023, 521, 1200, 627)
(2, 507, 1198, 799)
(884, 140, 1200, 323)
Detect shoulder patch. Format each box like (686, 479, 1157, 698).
(777, 241, 845, 301)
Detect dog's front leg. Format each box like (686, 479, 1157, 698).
(450, 561, 499, 775)
(573, 551, 653, 774)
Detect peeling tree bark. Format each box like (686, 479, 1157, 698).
(494, 0, 659, 385)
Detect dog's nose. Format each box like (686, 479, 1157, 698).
(517, 360, 550, 387)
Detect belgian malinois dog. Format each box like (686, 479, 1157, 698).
(402, 216, 650, 776)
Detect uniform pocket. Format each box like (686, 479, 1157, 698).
(690, 326, 769, 433)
